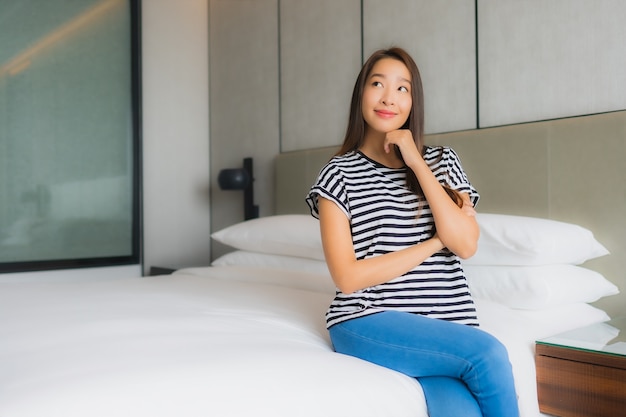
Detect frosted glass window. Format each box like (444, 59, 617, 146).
(0, 0, 139, 272)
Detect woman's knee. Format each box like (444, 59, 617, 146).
(484, 333, 511, 364)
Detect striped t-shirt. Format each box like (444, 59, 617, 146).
(306, 147, 480, 328)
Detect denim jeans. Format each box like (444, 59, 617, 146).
(328, 311, 520, 417)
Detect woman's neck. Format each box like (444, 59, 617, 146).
(359, 133, 405, 169)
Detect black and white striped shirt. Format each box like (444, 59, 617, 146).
(306, 147, 480, 328)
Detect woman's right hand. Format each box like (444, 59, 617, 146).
(383, 129, 424, 169)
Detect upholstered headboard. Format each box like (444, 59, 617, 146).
(274, 110, 626, 317)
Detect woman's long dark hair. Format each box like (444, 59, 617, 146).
(337, 47, 462, 207)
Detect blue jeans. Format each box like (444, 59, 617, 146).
(328, 311, 519, 417)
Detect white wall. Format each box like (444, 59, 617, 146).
(142, 0, 211, 273)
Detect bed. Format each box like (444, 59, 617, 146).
(1, 115, 622, 416)
(0, 219, 618, 416)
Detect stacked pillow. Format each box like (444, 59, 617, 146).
(211, 215, 327, 271)
(211, 213, 618, 309)
(462, 213, 616, 309)
(212, 215, 325, 262)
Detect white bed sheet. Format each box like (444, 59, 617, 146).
(0, 268, 426, 417)
(0, 265, 610, 417)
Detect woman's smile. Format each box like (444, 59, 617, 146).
(374, 109, 398, 119)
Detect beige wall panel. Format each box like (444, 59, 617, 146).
(274, 147, 337, 215)
(280, 0, 361, 151)
(363, 0, 477, 134)
(427, 125, 549, 218)
(479, 0, 626, 127)
(546, 112, 626, 317)
(209, 0, 280, 258)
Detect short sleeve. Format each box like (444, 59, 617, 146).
(305, 161, 351, 220)
(443, 147, 480, 206)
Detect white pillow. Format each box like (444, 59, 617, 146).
(464, 264, 619, 309)
(475, 299, 610, 343)
(211, 215, 325, 260)
(465, 213, 609, 266)
(212, 250, 330, 275)
(211, 213, 609, 266)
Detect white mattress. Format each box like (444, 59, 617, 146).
(0, 265, 610, 417)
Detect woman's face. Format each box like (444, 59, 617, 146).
(361, 57, 412, 135)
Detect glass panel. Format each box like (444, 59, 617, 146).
(0, 0, 138, 271)
(537, 316, 626, 357)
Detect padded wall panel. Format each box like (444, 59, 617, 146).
(427, 125, 549, 218)
(547, 112, 626, 319)
(363, 0, 477, 134)
(280, 0, 361, 152)
(478, 0, 626, 127)
(275, 147, 337, 215)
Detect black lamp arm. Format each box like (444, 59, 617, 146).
(242, 157, 259, 220)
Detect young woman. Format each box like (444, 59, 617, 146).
(306, 47, 520, 417)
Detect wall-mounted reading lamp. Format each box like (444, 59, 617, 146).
(217, 157, 259, 220)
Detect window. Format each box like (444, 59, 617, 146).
(0, 0, 140, 272)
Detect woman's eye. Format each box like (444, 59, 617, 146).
(399, 86, 409, 93)
(372, 81, 383, 87)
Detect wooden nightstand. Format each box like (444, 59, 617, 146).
(535, 316, 626, 417)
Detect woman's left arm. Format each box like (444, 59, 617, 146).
(411, 157, 479, 258)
